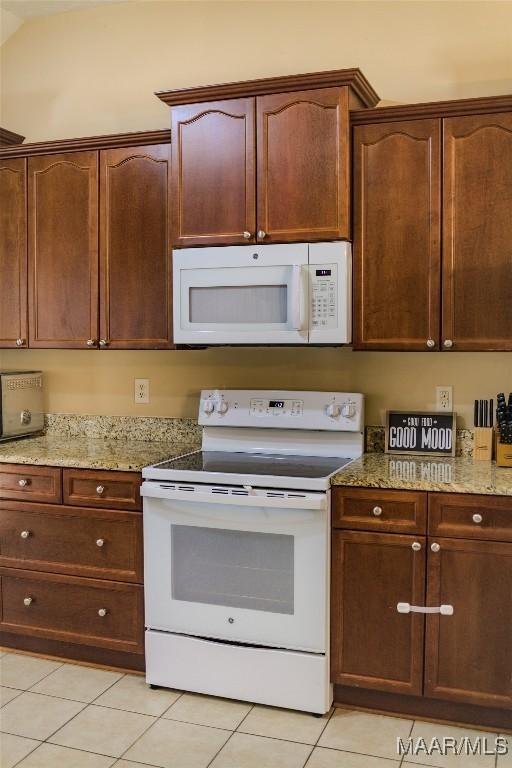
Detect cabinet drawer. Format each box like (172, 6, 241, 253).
(332, 487, 427, 534)
(0, 501, 142, 582)
(429, 493, 512, 542)
(63, 469, 141, 511)
(0, 465, 62, 504)
(0, 568, 144, 654)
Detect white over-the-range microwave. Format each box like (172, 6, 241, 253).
(172, 241, 351, 345)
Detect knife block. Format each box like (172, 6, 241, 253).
(495, 433, 512, 467)
(473, 427, 493, 462)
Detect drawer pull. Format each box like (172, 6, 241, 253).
(372, 506, 383, 517)
(411, 542, 422, 551)
(96, 485, 105, 495)
(472, 513, 483, 524)
(431, 542, 441, 552)
(97, 608, 108, 617)
(96, 538, 105, 547)
(23, 596, 33, 607)
(20, 530, 31, 539)
(397, 602, 453, 615)
(18, 478, 31, 488)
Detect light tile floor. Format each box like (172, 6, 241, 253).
(0, 652, 509, 768)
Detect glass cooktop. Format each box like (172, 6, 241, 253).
(154, 450, 352, 479)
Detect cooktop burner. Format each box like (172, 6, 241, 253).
(154, 450, 352, 480)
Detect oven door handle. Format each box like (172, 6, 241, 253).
(141, 483, 327, 510)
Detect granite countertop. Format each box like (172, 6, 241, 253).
(0, 435, 199, 472)
(332, 452, 512, 496)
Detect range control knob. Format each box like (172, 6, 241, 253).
(217, 400, 229, 415)
(325, 403, 341, 418)
(341, 403, 356, 418)
(202, 400, 215, 414)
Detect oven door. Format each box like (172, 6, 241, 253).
(173, 244, 309, 344)
(142, 483, 329, 653)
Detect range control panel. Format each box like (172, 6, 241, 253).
(311, 264, 337, 328)
(199, 390, 364, 432)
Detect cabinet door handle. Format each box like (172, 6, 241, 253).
(18, 478, 30, 487)
(99, 339, 109, 348)
(472, 513, 483, 524)
(20, 530, 31, 539)
(96, 538, 105, 547)
(411, 541, 422, 551)
(96, 485, 105, 495)
(86, 339, 97, 347)
(98, 608, 108, 617)
(431, 542, 441, 552)
(242, 231, 252, 240)
(23, 596, 33, 607)
(426, 339, 435, 348)
(372, 506, 382, 517)
(397, 602, 453, 615)
(257, 229, 267, 240)
(443, 339, 453, 349)
(16, 338, 25, 347)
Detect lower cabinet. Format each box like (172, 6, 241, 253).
(0, 464, 144, 669)
(331, 530, 426, 695)
(331, 488, 512, 719)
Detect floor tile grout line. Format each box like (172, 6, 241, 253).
(204, 703, 256, 768)
(0, 687, 24, 709)
(86, 671, 128, 706)
(9, 736, 43, 768)
(1, 651, 66, 692)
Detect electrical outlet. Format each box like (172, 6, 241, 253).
(134, 379, 149, 404)
(436, 385, 453, 412)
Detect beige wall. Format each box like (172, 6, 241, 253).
(1, 1, 511, 427)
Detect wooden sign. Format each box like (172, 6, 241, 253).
(385, 411, 456, 456)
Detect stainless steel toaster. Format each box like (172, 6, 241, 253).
(0, 371, 44, 441)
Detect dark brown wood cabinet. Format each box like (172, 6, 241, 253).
(332, 486, 512, 726)
(257, 87, 350, 243)
(171, 98, 256, 247)
(425, 537, 512, 709)
(28, 151, 99, 348)
(331, 530, 426, 695)
(442, 112, 512, 350)
(0, 158, 27, 348)
(0, 463, 145, 670)
(99, 144, 173, 348)
(353, 119, 441, 350)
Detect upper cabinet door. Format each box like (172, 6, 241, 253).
(442, 112, 512, 350)
(256, 87, 349, 244)
(28, 151, 99, 349)
(0, 158, 27, 349)
(353, 119, 441, 350)
(99, 144, 173, 349)
(171, 98, 256, 247)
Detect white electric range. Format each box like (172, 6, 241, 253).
(142, 390, 364, 714)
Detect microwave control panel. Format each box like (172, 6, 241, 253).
(310, 264, 337, 328)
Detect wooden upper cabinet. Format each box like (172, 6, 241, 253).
(353, 119, 441, 350)
(0, 158, 27, 348)
(442, 112, 512, 350)
(257, 87, 349, 243)
(331, 530, 426, 696)
(28, 151, 99, 348)
(99, 145, 173, 348)
(171, 98, 256, 247)
(425, 537, 512, 709)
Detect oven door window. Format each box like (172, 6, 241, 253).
(171, 525, 294, 614)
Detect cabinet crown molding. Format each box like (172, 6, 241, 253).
(155, 68, 380, 108)
(0, 127, 25, 146)
(351, 93, 512, 124)
(0, 128, 172, 159)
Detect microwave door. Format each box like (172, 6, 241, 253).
(176, 263, 308, 345)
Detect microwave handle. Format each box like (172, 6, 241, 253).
(290, 265, 306, 331)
